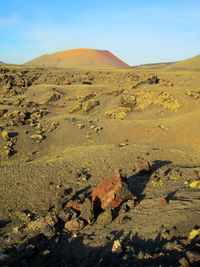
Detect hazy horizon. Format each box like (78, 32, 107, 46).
(1, 0, 200, 65)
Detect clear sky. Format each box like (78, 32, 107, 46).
(0, 0, 200, 65)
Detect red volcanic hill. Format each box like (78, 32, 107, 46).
(25, 48, 129, 69)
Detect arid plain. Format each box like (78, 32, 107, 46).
(0, 49, 200, 266)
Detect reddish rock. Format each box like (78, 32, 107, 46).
(92, 172, 134, 210)
(159, 197, 168, 208)
(63, 200, 82, 212)
(44, 214, 58, 227)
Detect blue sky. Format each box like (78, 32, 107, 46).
(0, 0, 200, 65)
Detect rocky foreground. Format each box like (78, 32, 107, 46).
(0, 164, 200, 266)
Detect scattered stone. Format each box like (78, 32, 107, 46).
(134, 159, 150, 173)
(77, 123, 85, 129)
(75, 168, 91, 180)
(96, 208, 112, 225)
(92, 172, 134, 210)
(121, 199, 135, 211)
(189, 228, 200, 240)
(119, 139, 129, 147)
(185, 88, 200, 99)
(160, 227, 172, 240)
(159, 196, 168, 208)
(40, 223, 55, 238)
(58, 210, 73, 222)
(111, 240, 123, 254)
(44, 214, 58, 227)
(166, 169, 182, 180)
(189, 180, 200, 189)
(80, 198, 93, 223)
(64, 219, 84, 231)
(42, 250, 50, 256)
(83, 99, 100, 113)
(31, 133, 44, 143)
(137, 250, 145, 260)
(78, 92, 96, 102)
(179, 257, 190, 267)
(3, 138, 16, 157)
(26, 219, 46, 231)
(1, 130, 10, 141)
(0, 252, 9, 262)
(164, 241, 183, 252)
(147, 75, 159, 84)
(63, 200, 82, 212)
(186, 250, 200, 264)
(105, 107, 131, 120)
(158, 124, 169, 131)
(120, 94, 136, 109)
(46, 92, 60, 103)
(0, 108, 8, 117)
(82, 80, 92, 85)
(121, 89, 180, 112)
(94, 126, 103, 133)
(69, 103, 82, 114)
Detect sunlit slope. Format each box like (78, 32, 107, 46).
(25, 48, 129, 69)
(165, 55, 200, 71)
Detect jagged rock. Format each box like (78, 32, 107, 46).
(1, 130, 10, 141)
(46, 92, 60, 103)
(78, 92, 96, 102)
(83, 99, 100, 113)
(44, 214, 58, 227)
(31, 133, 44, 143)
(92, 172, 134, 210)
(69, 103, 82, 114)
(134, 159, 150, 173)
(80, 198, 93, 223)
(96, 208, 112, 225)
(63, 200, 82, 212)
(111, 240, 123, 254)
(64, 219, 84, 231)
(77, 123, 85, 129)
(0, 109, 8, 117)
(186, 251, 200, 264)
(82, 80, 92, 85)
(40, 224, 55, 238)
(179, 257, 190, 267)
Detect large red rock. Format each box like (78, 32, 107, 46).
(92, 172, 134, 210)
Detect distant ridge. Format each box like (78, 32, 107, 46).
(25, 48, 130, 69)
(132, 61, 176, 69)
(165, 55, 200, 71)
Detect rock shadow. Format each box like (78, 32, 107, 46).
(2, 228, 198, 267)
(127, 160, 172, 202)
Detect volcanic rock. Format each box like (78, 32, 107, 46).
(92, 172, 134, 210)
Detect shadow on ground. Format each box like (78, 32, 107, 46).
(127, 160, 172, 201)
(3, 229, 199, 267)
